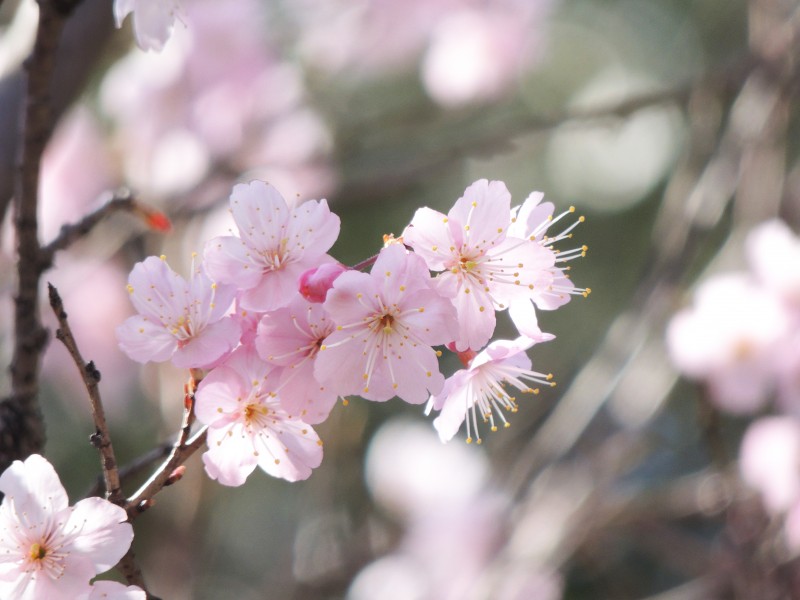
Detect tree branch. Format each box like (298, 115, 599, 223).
(47, 283, 123, 504)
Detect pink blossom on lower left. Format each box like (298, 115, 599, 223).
(0, 454, 143, 600)
(195, 346, 323, 486)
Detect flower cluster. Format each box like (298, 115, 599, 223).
(667, 219, 800, 548)
(0, 455, 144, 600)
(117, 179, 587, 485)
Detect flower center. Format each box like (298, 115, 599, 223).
(29, 542, 46, 562)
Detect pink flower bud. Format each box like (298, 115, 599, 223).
(299, 262, 348, 303)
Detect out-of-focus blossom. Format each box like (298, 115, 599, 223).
(422, 8, 533, 107)
(428, 337, 554, 443)
(0, 454, 142, 599)
(740, 417, 800, 514)
(203, 181, 340, 312)
(403, 179, 554, 351)
(364, 420, 488, 517)
(746, 219, 800, 308)
(102, 0, 336, 201)
(195, 346, 323, 485)
(666, 274, 791, 413)
(351, 420, 562, 600)
(291, 0, 552, 106)
(116, 255, 240, 369)
(255, 296, 339, 424)
(114, 0, 184, 52)
(315, 244, 457, 404)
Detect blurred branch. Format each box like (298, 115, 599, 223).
(336, 56, 758, 198)
(0, 0, 114, 224)
(48, 283, 123, 504)
(1, 0, 74, 474)
(39, 188, 171, 267)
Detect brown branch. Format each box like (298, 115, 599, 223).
(1, 0, 71, 473)
(125, 401, 208, 521)
(47, 283, 123, 504)
(38, 188, 171, 267)
(85, 441, 174, 499)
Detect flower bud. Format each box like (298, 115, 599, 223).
(299, 263, 348, 303)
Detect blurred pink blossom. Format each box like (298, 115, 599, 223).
(667, 273, 791, 413)
(740, 417, 800, 514)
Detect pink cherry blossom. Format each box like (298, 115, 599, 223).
(428, 337, 554, 443)
(255, 296, 339, 424)
(113, 0, 184, 52)
(666, 273, 791, 413)
(739, 417, 800, 514)
(0, 454, 143, 600)
(116, 255, 241, 369)
(403, 179, 555, 351)
(203, 181, 341, 312)
(746, 219, 800, 307)
(315, 244, 457, 404)
(506, 191, 589, 338)
(194, 346, 323, 486)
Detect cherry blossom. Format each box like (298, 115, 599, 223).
(203, 181, 340, 312)
(315, 244, 457, 404)
(195, 346, 323, 486)
(403, 179, 555, 351)
(428, 337, 554, 444)
(666, 274, 791, 413)
(255, 296, 339, 424)
(113, 0, 184, 52)
(0, 454, 143, 600)
(507, 191, 589, 338)
(116, 255, 241, 369)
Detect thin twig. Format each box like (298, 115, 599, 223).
(85, 442, 173, 499)
(40, 189, 137, 266)
(47, 283, 123, 503)
(125, 420, 208, 520)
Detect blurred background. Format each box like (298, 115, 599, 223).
(2, 0, 800, 598)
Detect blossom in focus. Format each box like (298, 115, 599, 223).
(428, 337, 554, 444)
(0, 454, 142, 600)
(666, 273, 791, 413)
(403, 179, 555, 351)
(195, 346, 323, 486)
(506, 191, 589, 338)
(315, 244, 457, 404)
(255, 296, 339, 424)
(116, 255, 241, 369)
(113, 0, 184, 52)
(203, 181, 340, 312)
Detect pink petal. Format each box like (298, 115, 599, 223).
(448, 179, 511, 251)
(171, 317, 242, 369)
(203, 235, 264, 290)
(254, 420, 323, 482)
(67, 498, 132, 572)
(0, 455, 68, 518)
(402, 206, 453, 271)
(116, 315, 177, 364)
(202, 425, 259, 487)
